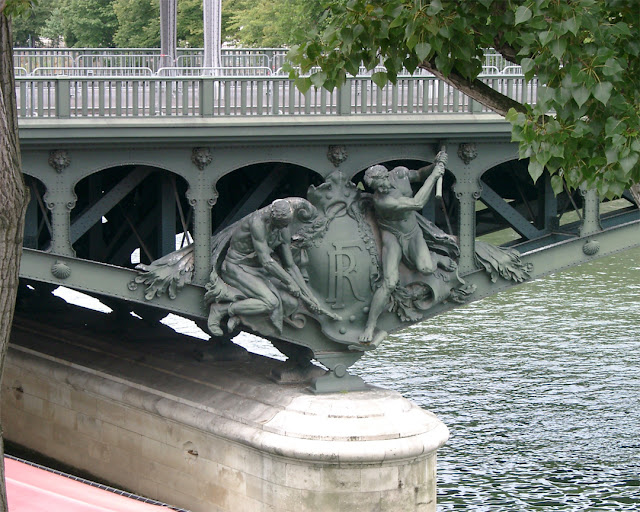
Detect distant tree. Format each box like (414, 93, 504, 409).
(1, 0, 31, 509)
(10, 0, 50, 46)
(39, 6, 66, 46)
(177, 0, 203, 47)
(226, 0, 327, 47)
(287, 0, 639, 198)
(113, 0, 159, 47)
(64, 0, 117, 47)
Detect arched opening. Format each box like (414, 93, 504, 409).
(212, 162, 324, 233)
(71, 165, 191, 267)
(23, 175, 51, 251)
(352, 158, 457, 236)
(479, 159, 581, 245)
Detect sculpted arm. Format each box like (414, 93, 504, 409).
(250, 219, 295, 286)
(409, 151, 449, 182)
(381, 166, 445, 212)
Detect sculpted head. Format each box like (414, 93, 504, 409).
(364, 164, 392, 193)
(270, 199, 294, 228)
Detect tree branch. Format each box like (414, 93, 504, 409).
(492, 40, 519, 65)
(419, 61, 526, 116)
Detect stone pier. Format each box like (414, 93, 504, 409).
(2, 316, 448, 512)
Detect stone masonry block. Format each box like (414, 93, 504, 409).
(360, 464, 400, 492)
(96, 398, 126, 424)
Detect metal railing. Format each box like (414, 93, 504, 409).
(13, 47, 289, 73)
(15, 73, 537, 119)
(14, 47, 522, 75)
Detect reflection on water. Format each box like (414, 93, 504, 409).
(350, 247, 640, 511)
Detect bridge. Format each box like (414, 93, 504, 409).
(6, 49, 640, 512)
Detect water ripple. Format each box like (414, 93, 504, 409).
(352, 247, 640, 511)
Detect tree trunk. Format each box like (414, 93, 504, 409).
(631, 184, 640, 207)
(0, 10, 29, 512)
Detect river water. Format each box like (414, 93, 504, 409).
(56, 245, 640, 510)
(349, 246, 640, 511)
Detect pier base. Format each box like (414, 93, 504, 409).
(2, 318, 448, 512)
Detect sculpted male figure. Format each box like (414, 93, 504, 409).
(359, 153, 451, 342)
(207, 198, 336, 336)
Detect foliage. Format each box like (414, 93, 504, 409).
(286, 0, 639, 198)
(60, 0, 118, 47)
(10, 0, 50, 46)
(113, 0, 159, 47)
(177, 0, 202, 47)
(225, 0, 327, 47)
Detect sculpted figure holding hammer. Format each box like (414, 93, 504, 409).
(360, 151, 453, 342)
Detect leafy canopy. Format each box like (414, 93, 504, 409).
(287, 0, 640, 198)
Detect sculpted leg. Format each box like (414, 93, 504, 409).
(411, 236, 437, 275)
(360, 233, 401, 342)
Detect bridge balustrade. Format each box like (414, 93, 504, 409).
(14, 73, 538, 118)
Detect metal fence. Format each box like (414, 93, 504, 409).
(13, 48, 290, 73)
(14, 47, 522, 76)
(15, 73, 537, 119)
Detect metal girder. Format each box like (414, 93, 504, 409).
(19, 249, 206, 319)
(480, 181, 546, 240)
(70, 167, 152, 244)
(18, 215, 640, 325)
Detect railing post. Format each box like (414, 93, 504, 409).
(55, 78, 71, 118)
(200, 79, 214, 116)
(337, 80, 351, 115)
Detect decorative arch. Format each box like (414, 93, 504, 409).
(211, 161, 324, 233)
(71, 165, 191, 267)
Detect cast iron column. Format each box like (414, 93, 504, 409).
(160, 0, 177, 69)
(203, 0, 222, 70)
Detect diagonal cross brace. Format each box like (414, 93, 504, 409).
(215, 165, 289, 233)
(70, 167, 153, 244)
(480, 181, 545, 240)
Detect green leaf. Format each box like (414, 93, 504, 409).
(294, 77, 312, 94)
(528, 159, 545, 183)
(538, 29, 554, 46)
(389, 15, 405, 29)
(549, 39, 567, 61)
(571, 86, 590, 108)
(602, 57, 624, 77)
(514, 6, 532, 25)
(562, 17, 580, 36)
(593, 82, 613, 105)
(550, 174, 565, 195)
(605, 147, 618, 165)
(415, 42, 432, 63)
(605, 117, 624, 137)
(371, 71, 388, 89)
(619, 153, 639, 174)
(426, 0, 443, 16)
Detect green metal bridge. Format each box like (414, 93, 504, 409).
(13, 48, 640, 361)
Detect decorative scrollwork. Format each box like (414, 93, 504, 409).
(48, 150, 71, 173)
(192, 147, 213, 170)
(327, 145, 348, 167)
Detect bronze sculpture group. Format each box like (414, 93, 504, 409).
(134, 148, 532, 390)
